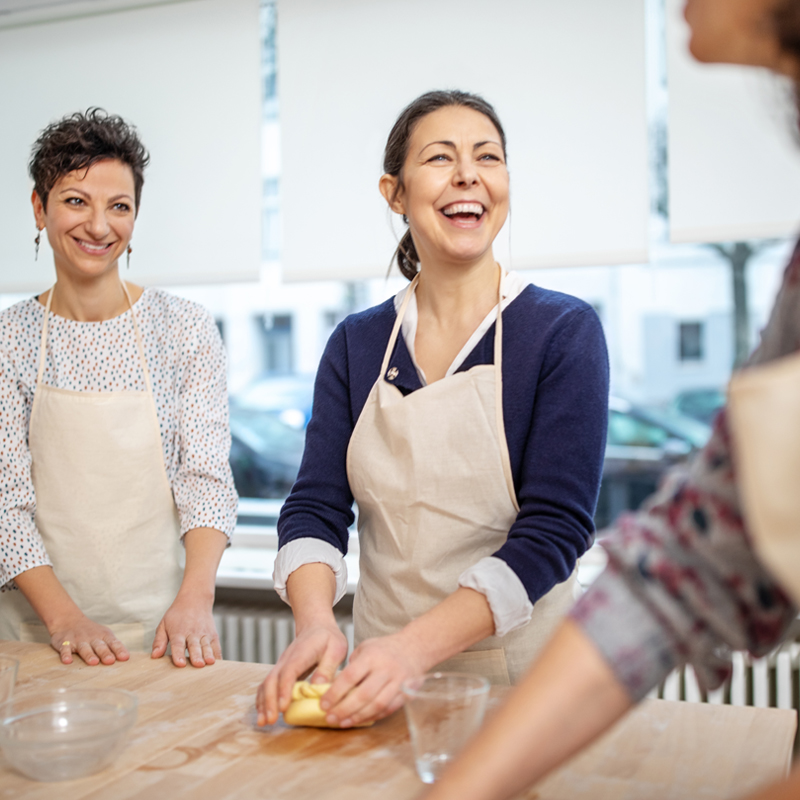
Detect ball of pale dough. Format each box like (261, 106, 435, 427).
(283, 681, 374, 728)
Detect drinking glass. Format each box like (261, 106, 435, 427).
(402, 672, 490, 784)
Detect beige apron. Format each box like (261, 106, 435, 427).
(0, 282, 183, 651)
(728, 352, 800, 604)
(346, 273, 576, 685)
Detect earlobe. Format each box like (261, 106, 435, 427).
(379, 174, 405, 215)
(31, 190, 45, 228)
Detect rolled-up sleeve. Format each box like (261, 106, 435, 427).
(459, 556, 534, 637)
(273, 537, 349, 605)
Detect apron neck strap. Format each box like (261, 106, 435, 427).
(120, 281, 153, 393)
(380, 273, 419, 378)
(36, 282, 154, 394)
(493, 270, 517, 512)
(36, 285, 55, 387)
(494, 269, 504, 369)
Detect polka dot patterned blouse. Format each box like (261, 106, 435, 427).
(0, 288, 238, 590)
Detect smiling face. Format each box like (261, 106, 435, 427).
(32, 158, 136, 282)
(683, 0, 792, 72)
(381, 105, 509, 270)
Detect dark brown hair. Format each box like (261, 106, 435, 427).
(774, 1, 800, 128)
(29, 108, 150, 213)
(383, 90, 507, 280)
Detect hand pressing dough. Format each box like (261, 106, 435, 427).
(283, 681, 374, 728)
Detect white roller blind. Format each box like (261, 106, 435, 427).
(666, 0, 800, 243)
(0, 0, 261, 292)
(278, 0, 649, 282)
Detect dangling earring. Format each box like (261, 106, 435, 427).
(34, 228, 41, 261)
(126, 243, 132, 270)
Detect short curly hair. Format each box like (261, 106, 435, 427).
(29, 108, 150, 213)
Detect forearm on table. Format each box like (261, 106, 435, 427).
(421, 619, 632, 800)
(398, 587, 495, 671)
(179, 527, 228, 600)
(13, 565, 83, 631)
(286, 563, 339, 630)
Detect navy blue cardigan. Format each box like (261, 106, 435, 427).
(278, 283, 609, 605)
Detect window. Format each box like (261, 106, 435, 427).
(256, 313, 293, 375)
(679, 322, 704, 362)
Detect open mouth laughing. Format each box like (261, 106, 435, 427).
(440, 202, 486, 224)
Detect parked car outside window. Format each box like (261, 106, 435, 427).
(670, 387, 726, 426)
(228, 374, 314, 499)
(596, 396, 711, 530)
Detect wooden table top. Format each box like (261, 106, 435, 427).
(0, 640, 796, 800)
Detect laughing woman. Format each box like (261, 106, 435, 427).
(257, 90, 609, 729)
(0, 109, 237, 668)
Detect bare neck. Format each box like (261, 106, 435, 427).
(412, 255, 502, 384)
(415, 255, 501, 326)
(40, 267, 142, 322)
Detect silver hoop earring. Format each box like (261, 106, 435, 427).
(126, 243, 132, 270)
(34, 229, 41, 261)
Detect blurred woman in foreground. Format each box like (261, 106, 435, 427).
(421, 1, 800, 798)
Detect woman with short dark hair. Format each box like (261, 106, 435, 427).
(0, 109, 237, 669)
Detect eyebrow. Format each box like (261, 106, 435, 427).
(58, 187, 133, 203)
(419, 139, 503, 156)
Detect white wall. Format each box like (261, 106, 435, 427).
(0, 0, 262, 292)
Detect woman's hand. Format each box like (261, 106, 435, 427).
(319, 587, 496, 728)
(256, 618, 348, 726)
(319, 632, 426, 728)
(151, 589, 221, 668)
(13, 565, 129, 666)
(49, 613, 129, 666)
(151, 527, 228, 668)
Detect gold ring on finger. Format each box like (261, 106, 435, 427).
(61, 641, 71, 647)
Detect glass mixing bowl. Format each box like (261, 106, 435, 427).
(0, 687, 137, 782)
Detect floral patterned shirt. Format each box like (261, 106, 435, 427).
(571, 243, 800, 700)
(0, 288, 238, 591)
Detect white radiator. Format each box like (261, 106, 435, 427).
(213, 607, 355, 665)
(215, 606, 800, 724)
(648, 643, 800, 713)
